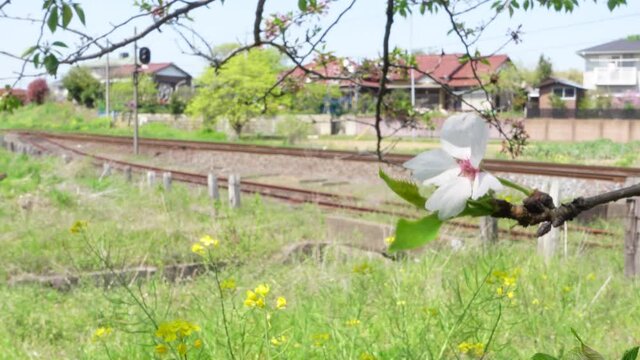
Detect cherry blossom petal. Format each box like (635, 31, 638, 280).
(440, 139, 471, 160)
(471, 172, 503, 200)
(403, 149, 457, 183)
(426, 176, 473, 219)
(424, 168, 460, 187)
(440, 113, 489, 167)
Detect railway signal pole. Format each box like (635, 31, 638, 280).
(133, 27, 139, 155)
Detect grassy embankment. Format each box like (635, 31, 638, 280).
(0, 148, 639, 359)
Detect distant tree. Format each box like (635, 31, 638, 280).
(62, 67, 102, 108)
(109, 74, 158, 112)
(554, 69, 583, 84)
(286, 83, 343, 114)
(26, 78, 49, 105)
(534, 54, 553, 85)
(186, 46, 285, 137)
(0, 86, 23, 113)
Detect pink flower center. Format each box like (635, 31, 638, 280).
(458, 159, 479, 180)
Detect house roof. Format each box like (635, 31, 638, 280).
(578, 38, 640, 55)
(110, 63, 191, 78)
(538, 77, 587, 90)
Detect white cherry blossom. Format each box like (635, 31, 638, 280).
(404, 113, 503, 220)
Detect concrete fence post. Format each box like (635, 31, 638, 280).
(0, 135, 5, 149)
(228, 174, 241, 208)
(124, 166, 132, 182)
(8, 142, 15, 152)
(99, 163, 112, 181)
(538, 180, 560, 262)
(207, 173, 219, 201)
(146, 171, 156, 187)
(162, 172, 172, 191)
(624, 198, 640, 277)
(479, 216, 498, 246)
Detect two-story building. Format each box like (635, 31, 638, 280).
(578, 37, 640, 97)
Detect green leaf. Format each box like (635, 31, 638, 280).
(568, 329, 604, 360)
(21, 45, 39, 58)
(43, 54, 59, 75)
(33, 53, 40, 67)
(459, 198, 495, 217)
(390, 213, 442, 252)
(622, 347, 639, 360)
(379, 169, 426, 209)
(62, 3, 73, 28)
(73, 3, 86, 25)
(298, 0, 307, 11)
(531, 354, 559, 360)
(52, 41, 68, 48)
(47, 6, 58, 33)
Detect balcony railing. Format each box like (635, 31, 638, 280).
(592, 67, 638, 86)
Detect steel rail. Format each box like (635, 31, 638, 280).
(14, 130, 640, 183)
(17, 133, 618, 243)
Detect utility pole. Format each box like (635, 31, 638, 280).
(409, 13, 415, 108)
(105, 39, 111, 123)
(133, 27, 139, 155)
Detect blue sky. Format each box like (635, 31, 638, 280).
(0, 0, 638, 87)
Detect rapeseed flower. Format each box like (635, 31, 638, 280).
(532, 298, 540, 305)
(155, 344, 169, 355)
(270, 335, 287, 347)
(458, 341, 484, 357)
(69, 220, 88, 234)
(276, 296, 287, 310)
(177, 343, 188, 355)
(312, 332, 331, 347)
(91, 326, 112, 342)
(384, 236, 395, 245)
(220, 278, 237, 292)
(353, 262, 373, 275)
(360, 352, 377, 360)
(346, 319, 361, 327)
(194, 339, 203, 349)
(255, 284, 270, 297)
(155, 319, 201, 343)
(191, 242, 205, 256)
(200, 235, 220, 248)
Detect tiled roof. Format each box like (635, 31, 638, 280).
(578, 38, 640, 54)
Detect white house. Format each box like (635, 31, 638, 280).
(578, 37, 640, 97)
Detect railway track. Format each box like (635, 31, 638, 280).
(16, 132, 617, 242)
(14, 130, 640, 182)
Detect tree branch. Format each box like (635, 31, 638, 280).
(492, 183, 640, 236)
(374, 0, 395, 161)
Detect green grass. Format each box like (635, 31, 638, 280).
(1, 148, 639, 359)
(0, 102, 227, 142)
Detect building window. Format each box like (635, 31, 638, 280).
(552, 87, 576, 100)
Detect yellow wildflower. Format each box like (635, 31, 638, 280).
(384, 236, 395, 245)
(360, 352, 377, 360)
(244, 290, 266, 308)
(458, 341, 484, 356)
(312, 332, 331, 347)
(255, 284, 270, 297)
(220, 278, 237, 292)
(194, 339, 203, 349)
(155, 320, 200, 342)
(191, 242, 205, 256)
(563, 286, 572, 293)
(177, 342, 188, 355)
(532, 298, 540, 305)
(200, 235, 220, 248)
(270, 335, 287, 347)
(586, 273, 596, 281)
(423, 306, 439, 317)
(276, 296, 287, 310)
(353, 262, 372, 275)
(346, 319, 361, 327)
(496, 287, 504, 296)
(155, 344, 169, 355)
(69, 220, 88, 234)
(396, 300, 406, 307)
(507, 291, 515, 299)
(91, 326, 112, 342)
